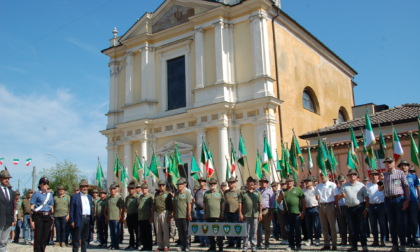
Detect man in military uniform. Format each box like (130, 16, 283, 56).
(203, 178, 225, 252)
(172, 178, 192, 252)
(138, 183, 153, 251)
(12, 190, 22, 244)
(278, 175, 306, 251)
(224, 176, 241, 248)
(91, 189, 100, 245)
(277, 179, 288, 245)
(135, 183, 142, 196)
(54, 185, 70, 247)
(95, 189, 108, 248)
(257, 176, 275, 249)
(105, 183, 124, 250)
(239, 177, 262, 252)
(152, 180, 173, 252)
(125, 181, 139, 250)
(21, 189, 34, 244)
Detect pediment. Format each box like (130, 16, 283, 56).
(155, 140, 194, 155)
(121, 0, 220, 41)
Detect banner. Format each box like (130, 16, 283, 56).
(188, 222, 247, 237)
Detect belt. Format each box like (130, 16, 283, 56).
(386, 194, 402, 199)
(306, 206, 318, 210)
(370, 202, 384, 206)
(319, 202, 334, 206)
(34, 211, 51, 216)
(82, 215, 91, 218)
(348, 203, 364, 208)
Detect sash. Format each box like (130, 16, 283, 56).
(34, 192, 51, 212)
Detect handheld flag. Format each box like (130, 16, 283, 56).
(229, 139, 237, 174)
(201, 139, 214, 177)
(392, 127, 403, 162)
(133, 153, 142, 181)
(149, 151, 160, 178)
(262, 135, 273, 175)
(169, 154, 180, 185)
(255, 150, 263, 179)
(191, 155, 201, 181)
(346, 146, 357, 170)
(410, 133, 419, 168)
(316, 137, 328, 177)
(237, 134, 247, 166)
(307, 145, 313, 174)
(364, 113, 376, 147)
(96, 158, 105, 188)
(113, 154, 122, 178)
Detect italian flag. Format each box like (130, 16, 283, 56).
(26, 158, 32, 166)
(0, 158, 4, 165)
(393, 128, 403, 162)
(13, 159, 19, 165)
(364, 113, 376, 147)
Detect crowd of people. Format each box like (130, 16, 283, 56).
(0, 156, 419, 252)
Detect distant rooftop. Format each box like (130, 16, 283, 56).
(300, 103, 420, 139)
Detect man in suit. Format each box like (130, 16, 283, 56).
(69, 179, 94, 252)
(0, 170, 15, 252)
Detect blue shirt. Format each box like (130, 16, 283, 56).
(405, 173, 419, 202)
(30, 191, 54, 212)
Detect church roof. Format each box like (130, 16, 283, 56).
(300, 103, 420, 139)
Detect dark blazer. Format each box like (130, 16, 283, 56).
(69, 192, 94, 228)
(0, 186, 15, 227)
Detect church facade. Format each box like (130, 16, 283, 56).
(101, 0, 357, 187)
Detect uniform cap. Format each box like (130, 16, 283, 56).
(337, 175, 346, 182)
(260, 176, 269, 182)
(220, 182, 227, 187)
(0, 170, 12, 178)
(279, 179, 286, 185)
(99, 189, 107, 194)
(127, 181, 136, 189)
(177, 178, 187, 185)
(347, 169, 359, 176)
(363, 176, 370, 181)
(27, 189, 34, 194)
(15, 190, 20, 195)
(208, 178, 218, 184)
(227, 177, 237, 182)
(79, 179, 89, 187)
(140, 183, 149, 189)
(198, 176, 207, 182)
(57, 185, 65, 190)
(109, 183, 118, 189)
(92, 189, 99, 193)
(246, 176, 256, 183)
(271, 181, 278, 187)
(158, 180, 166, 185)
(383, 157, 394, 163)
(285, 175, 294, 182)
(370, 170, 379, 175)
(398, 160, 410, 168)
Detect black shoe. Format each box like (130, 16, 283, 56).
(226, 244, 235, 248)
(236, 244, 242, 248)
(320, 246, 331, 250)
(332, 246, 337, 250)
(347, 247, 357, 252)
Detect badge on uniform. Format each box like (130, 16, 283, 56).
(202, 224, 209, 234)
(212, 224, 220, 234)
(215, 193, 219, 197)
(113, 198, 117, 202)
(233, 193, 237, 197)
(181, 194, 186, 198)
(234, 225, 242, 235)
(164, 194, 167, 198)
(192, 224, 199, 234)
(223, 225, 231, 234)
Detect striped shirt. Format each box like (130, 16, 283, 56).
(383, 169, 409, 197)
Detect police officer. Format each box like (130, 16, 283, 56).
(105, 183, 124, 250)
(172, 178, 192, 252)
(54, 185, 70, 247)
(138, 183, 153, 251)
(224, 176, 241, 248)
(204, 178, 225, 252)
(30, 177, 54, 252)
(95, 189, 108, 248)
(125, 181, 139, 250)
(152, 180, 173, 252)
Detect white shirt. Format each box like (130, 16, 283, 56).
(335, 187, 345, 206)
(315, 181, 337, 203)
(80, 193, 91, 215)
(303, 188, 318, 207)
(366, 182, 385, 204)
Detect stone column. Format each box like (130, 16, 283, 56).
(213, 20, 228, 84)
(109, 60, 119, 112)
(125, 52, 134, 105)
(107, 144, 116, 187)
(250, 12, 271, 78)
(194, 28, 205, 89)
(218, 123, 229, 182)
(140, 45, 155, 101)
(122, 141, 132, 195)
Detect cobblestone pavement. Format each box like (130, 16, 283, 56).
(7, 233, 420, 252)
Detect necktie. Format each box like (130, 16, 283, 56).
(4, 187, 9, 201)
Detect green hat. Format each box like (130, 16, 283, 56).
(227, 177, 237, 183)
(304, 177, 313, 182)
(285, 175, 294, 182)
(135, 183, 142, 188)
(57, 185, 65, 190)
(221, 182, 227, 187)
(246, 176, 257, 183)
(141, 183, 149, 189)
(109, 183, 117, 189)
(27, 189, 34, 194)
(260, 176, 269, 182)
(398, 160, 410, 168)
(193, 185, 200, 190)
(279, 179, 286, 185)
(158, 180, 166, 185)
(15, 190, 20, 195)
(198, 176, 207, 182)
(271, 181, 278, 187)
(0, 170, 12, 178)
(370, 170, 380, 175)
(347, 169, 359, 176)
(79, 179, 89, 187)
(363, 176, 370, 181)
(337, 175, 346, 182)
(208, 178, 218, 184)
(92, 189, 99, 193)
(99, 189, 107, 194)
(127, 181, 136, 189)
(383, 157, 394, 163)
(177, 178, 187, 185)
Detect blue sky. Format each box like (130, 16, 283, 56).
(1, 0, 418, 190)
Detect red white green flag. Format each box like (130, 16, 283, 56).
(13, 159, 19, 165)
(364, 113, 376, 147)
(0, 158, 4, 165)
(392, 127, 403, 162)
(25, 158, 32, 166)
(410, 132, 419, 168)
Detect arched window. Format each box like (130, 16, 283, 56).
(302, 89, 316, 113)
(338, 107, 348, 123)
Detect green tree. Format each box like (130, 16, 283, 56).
(41, 160, 81, 192)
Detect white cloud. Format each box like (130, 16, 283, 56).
(0, 85, 107, 189)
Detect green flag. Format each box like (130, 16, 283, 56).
(365, 113, 376, 147)
(255, 150, 263, 179)
(120, 165, 128, 187)
(169, 154, 180, 186)
(290, 134, 305, 173)
(113, 153, 122, 178)
(329, 146, 338, 173)
(316, 137, 328, 177)
(262, 136, 272, 175)
(133, 153, 142, 181)
(230, 139, 238, 175)
(191, 155, 201, 181)
(346, 146, 357, 170)
(174, 143, 184, 166)
(96, 158, 104, 188)
(350, 126, 359, 149)
(225, 157, 231, 181)
(378, 130, 387, 159)
(238, 134, 247, 166)
(410, 133, 419, 168)
(283, 143, 291, 178)
(149, 152, 160, 178)
(362, 132, 377, 170)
